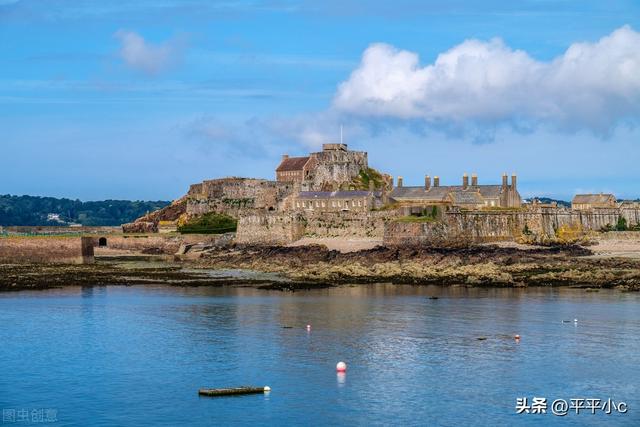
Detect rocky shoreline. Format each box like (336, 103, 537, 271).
(3, 242, 639, 292)
(193, 244, 640, 291)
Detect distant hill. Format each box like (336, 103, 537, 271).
(528, 197, 571, 207)
(0, 195, 171, 226)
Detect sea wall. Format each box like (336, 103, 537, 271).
(0, 236, 94, 264)
(595, 231, 640, 241)
(2, 226, 121, 236)
(91, 234, 234, 254)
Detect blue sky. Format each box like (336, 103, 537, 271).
(1, 0, 639, 201)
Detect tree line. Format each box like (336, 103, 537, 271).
(0, 195, 170, 226)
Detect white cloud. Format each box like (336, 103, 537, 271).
(114, 30, 186, 76)
(334, 25, 640, 133)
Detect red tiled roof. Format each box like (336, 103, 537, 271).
(276, 156, 310, 172)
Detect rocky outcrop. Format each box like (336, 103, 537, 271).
(123, 197, 187, 233)
(193, 243, 640, 290)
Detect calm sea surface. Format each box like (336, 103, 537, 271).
(1, 282, 639, 426)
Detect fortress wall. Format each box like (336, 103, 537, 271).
(236, 213, 306, 245)
(236, 211, 393, 244)
(186, 178, 294, 216)
(303, 211, 393, 239)
(0, 236, 94, 264)
(384, 208, 640, 246)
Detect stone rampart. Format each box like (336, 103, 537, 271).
(303, 211, 393, 239)
(384, 208, 640, 246)
(236, 213, 306, 245)
(186, 177, 294, 216)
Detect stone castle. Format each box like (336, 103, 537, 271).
(124, 142, 639, 245)
(276, 143, 368, 191)
(178, 143, 522, 218)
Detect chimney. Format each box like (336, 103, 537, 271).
(397, 176, 403, 188)
(511, 173, 517, 190)
(471, 173, 478, 187)
(425, 175, 431, 190)
(502, 173, 508, 188)
(434, 176, 440, 187)
(282, 154, 289, 161)
(462, 173, 469, 189)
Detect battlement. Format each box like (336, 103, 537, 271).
(322, 143, 348, 152)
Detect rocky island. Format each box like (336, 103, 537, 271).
(2, 143, 640, 292)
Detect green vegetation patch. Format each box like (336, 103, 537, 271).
(349, 167, 388, 190)
(178, 213, 237, 234)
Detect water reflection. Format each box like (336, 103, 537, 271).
(0, 284, 638, 426)
(336, 372, 346, 387)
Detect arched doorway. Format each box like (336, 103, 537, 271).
(98, 237, 107, 247)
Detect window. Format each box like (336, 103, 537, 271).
(358, 200, 362, 207)
(296, 202, 300, 208)
(316, 201, 320, 207)
(490, 200, 496, 207)
(332, 201, 336, 208)
(322, 201, 326, 207)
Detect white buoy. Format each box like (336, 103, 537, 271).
(336, 361, 347, 372)
(306, 324, 311, 330)
(264, 386, 271, 392)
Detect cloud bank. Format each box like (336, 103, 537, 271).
(334, 26, 640, 133)
(114, 30, 186, 76)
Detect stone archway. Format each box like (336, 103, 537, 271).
(98, 237, 107, 247)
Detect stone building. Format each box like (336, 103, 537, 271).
(389, 173, 521, 213)
(275, 155, 316, 184)
(293, 190, 383, 213)
(571, 194, 617, 210)
(276, 143, 368, 191)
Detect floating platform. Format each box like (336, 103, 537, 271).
(198, 386, 271, 397)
